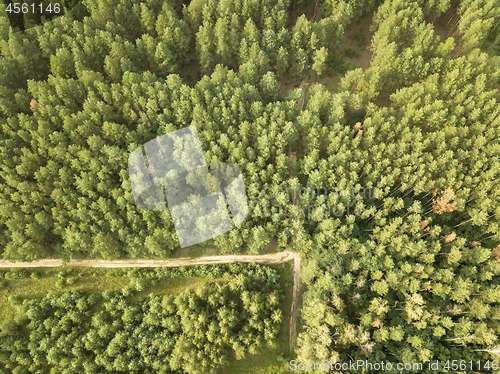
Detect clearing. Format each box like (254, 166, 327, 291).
(0, 251, 302, 355)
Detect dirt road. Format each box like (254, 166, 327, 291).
(0, 251, 296, 268)
(289, 251, 301, 355)
(0, 251, 301, 353)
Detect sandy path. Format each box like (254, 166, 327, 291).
(289, 251, 301, 355)
(0, 251, 295, 268)
(0, 251, 302, 353)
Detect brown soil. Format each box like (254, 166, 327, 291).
(342, 12, 374, 70)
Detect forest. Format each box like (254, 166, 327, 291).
(0, 264, 286, 373)
(0, 0, 499, 372)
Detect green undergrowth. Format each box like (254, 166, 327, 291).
(0, 263, 292, 373)
(220, 261, 294, 374)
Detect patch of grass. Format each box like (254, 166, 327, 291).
(258, 240, 282, 255)
(171, 243, 219, 258)
(344, 47, 359, 59)
(143, 276, 212, 295)
(0, 268, 127, 320)
(220, 349, 291, 374)
(326, 57, 351, 76)
(0, 268, 214, 321)
(352, 31, 367, 48)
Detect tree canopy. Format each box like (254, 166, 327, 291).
(0, 0, 498, 371)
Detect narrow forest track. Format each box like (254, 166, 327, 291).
(289, 251, 301, 355)
(0, 251, 302, 354)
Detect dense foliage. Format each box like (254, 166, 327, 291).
(295, 0, 499, 365)
(0, 0, 498, 371)
(0, 264, 283, 373)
